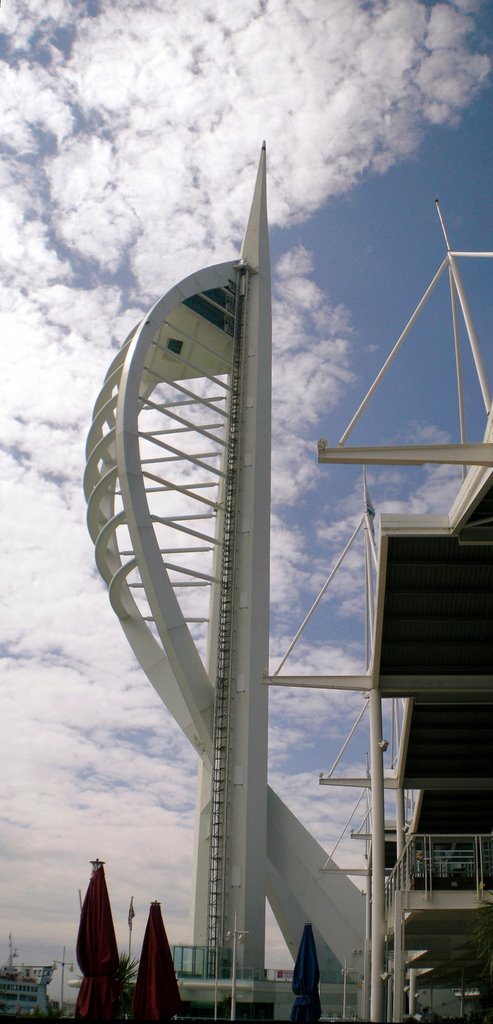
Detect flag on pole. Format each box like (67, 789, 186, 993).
(365, 491, 375, 518)
(363, 469, 375, 519)
(363, 469, 376, 540)
(128, 897, 136, 959)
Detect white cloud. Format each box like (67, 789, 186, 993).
(3, 0, 488, 293)
(1, 0, 491, 976)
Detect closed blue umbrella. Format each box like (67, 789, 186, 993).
(290, 923, 321, 1022)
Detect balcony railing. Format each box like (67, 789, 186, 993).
(385, 834, 493, 914)
(171, 945, 271, 981)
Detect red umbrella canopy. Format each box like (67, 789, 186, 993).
(75, 862, 122, 1020)
(133, 901, 182, 1021)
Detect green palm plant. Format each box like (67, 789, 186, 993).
(472, 898, 493, 1024)
(115, 950, 139, 1019)
(474, 898, 493, 979)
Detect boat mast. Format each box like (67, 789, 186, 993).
(8, 934, 18, 968)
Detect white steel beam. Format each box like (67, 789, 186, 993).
(319, 776, 398, 789)
(448, 253, 491, 412)
(318, 441, 493, 466)
(337, 258, 449, 446)
(267, 790, 365, 965)
(265, 673, 371, 690)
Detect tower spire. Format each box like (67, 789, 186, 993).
(240, 143, 269, 273)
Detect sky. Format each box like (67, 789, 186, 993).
(2, 0, 493, 997)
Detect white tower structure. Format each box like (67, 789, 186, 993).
(84, 147, 365, 974)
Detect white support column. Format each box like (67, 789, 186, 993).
(363, 875, 371, 1020)
(409, 967, 417, 1017)
(449, 254, 491, 412)
(396, 788, 405, 860)
(191, 761, 211, 945)
(369, 687, 386, 1022)
(386, 973, 393, 1022)
(392, 891, 405, 1023)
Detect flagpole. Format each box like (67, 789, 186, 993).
(128, 897, 135, 958)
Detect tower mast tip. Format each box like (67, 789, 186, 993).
(240, 145, 269, 270)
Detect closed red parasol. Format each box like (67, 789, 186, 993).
(75, 860, 122, 1020)
(132, 901, 181, 1020)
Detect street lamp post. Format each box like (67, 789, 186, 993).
(342, 955, 348, 1020)
(213, 942, 219, 1020)
(226, 913, 248, 1021)
(342, 953, 362, 1020)
(53, 947, 74, 1015)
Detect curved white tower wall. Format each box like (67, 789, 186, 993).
(84, 148, 365, 971)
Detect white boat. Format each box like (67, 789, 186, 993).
(0, 936, 54, 1017)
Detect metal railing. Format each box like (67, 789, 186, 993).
(172, 944, 273, 981)
(386, 833, 493, 914)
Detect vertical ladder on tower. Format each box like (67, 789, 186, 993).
(207, 267, 248, 958)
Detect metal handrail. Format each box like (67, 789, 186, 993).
(385, 833, 493, 916)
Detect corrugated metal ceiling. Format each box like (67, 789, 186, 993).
(379, 480, 493, 834)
